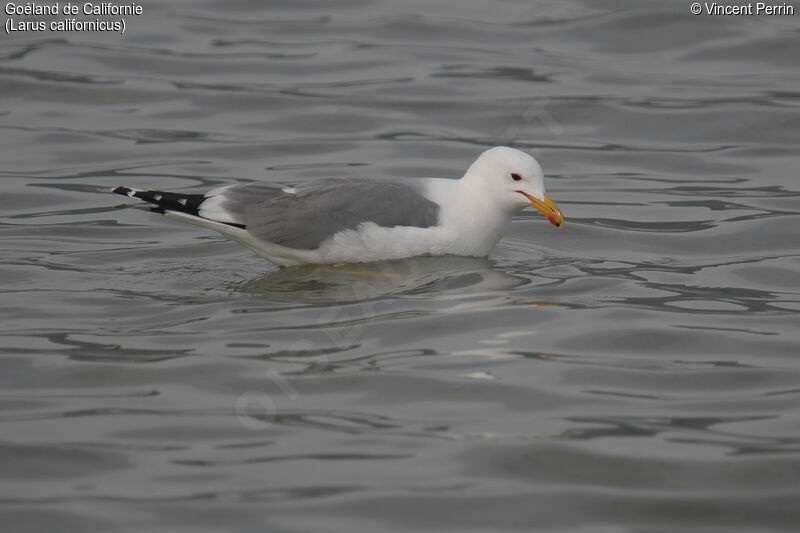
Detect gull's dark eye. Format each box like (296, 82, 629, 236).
(511, 173, 522, 181)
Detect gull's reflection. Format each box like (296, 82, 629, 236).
(231, 256, 529, 302)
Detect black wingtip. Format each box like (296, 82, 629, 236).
(111, 186, 208, 219)
(111, 185, 247, 230)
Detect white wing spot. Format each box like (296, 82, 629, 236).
(282, 186, 298, 195)
(177, 198, 187, 206)
(154, 194, 163, 201)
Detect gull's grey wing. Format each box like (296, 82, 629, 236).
(207, 179, 440, 250)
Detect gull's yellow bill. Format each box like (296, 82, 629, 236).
(517, 191, 564, 228)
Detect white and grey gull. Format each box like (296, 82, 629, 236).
(112, 146, 564, 267)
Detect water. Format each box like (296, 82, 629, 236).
(2, 1, 799, 531)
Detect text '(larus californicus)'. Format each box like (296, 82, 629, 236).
(112, 146, 564, 266)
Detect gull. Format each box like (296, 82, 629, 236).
(112, 146, 564, 267)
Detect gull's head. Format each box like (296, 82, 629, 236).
(463, 146, 564, 227)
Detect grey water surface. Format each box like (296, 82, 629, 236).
(2, 1, 800, 531)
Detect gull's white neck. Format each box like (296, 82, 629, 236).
(423, 176, 516, 256)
